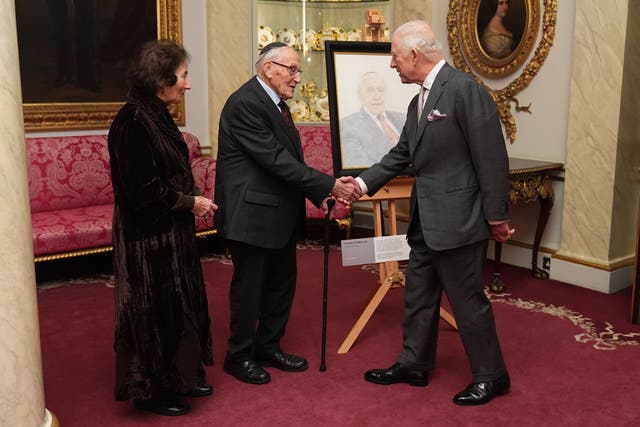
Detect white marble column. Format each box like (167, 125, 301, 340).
(0, 1, 55, 426)
(558, 0, 639, 290)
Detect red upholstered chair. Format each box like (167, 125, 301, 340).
(298, 125, 351, 238)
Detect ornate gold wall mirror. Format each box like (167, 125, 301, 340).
(18, 0, 183, 131)
(447, 0, 557, 143)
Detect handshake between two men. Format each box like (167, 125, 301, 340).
(192, 181, 358, 219)
(323, 176, 363, 213)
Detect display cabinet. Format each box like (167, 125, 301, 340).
(254, 0, 392, 123)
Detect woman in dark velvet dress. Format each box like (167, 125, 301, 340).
(108, 39, 217, 416)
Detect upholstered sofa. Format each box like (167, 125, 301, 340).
(27, 132, 216, 262)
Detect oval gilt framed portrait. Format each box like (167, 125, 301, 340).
(448, 0, 556, 142)
(459, 0, 540, 78)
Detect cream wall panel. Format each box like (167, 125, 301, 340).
(560, 0, 628, 262)
(182, 0, 209, 147)
(394, 0, 430, 25)
(207, 0, 252, 157)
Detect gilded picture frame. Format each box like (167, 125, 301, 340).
(448, 0, 557, 143)
(461, 0, 540, 79)
(17, 0, 183, 132)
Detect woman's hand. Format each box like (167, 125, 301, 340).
(192, 196, 217, 218)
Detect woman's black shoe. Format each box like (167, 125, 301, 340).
(134, 397, 191, 416)
(181, 384, 213, 397)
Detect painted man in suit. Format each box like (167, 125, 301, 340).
(354, 20, 515, 405)
(340, 72, 406, 168)
(215, 42, 360, 385)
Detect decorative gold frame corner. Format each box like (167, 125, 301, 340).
(22, 0, 183, 132)
(447, 0, 557, 143)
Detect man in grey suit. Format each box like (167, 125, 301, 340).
(355, 21, 515, 406)
(215, 42, 360, 385)
(340, 72, 406, 168)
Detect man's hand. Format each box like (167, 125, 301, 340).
(320, 197, 337, 215)
(490, 221, 515, 243)
(192, 196, 217, 218)
(331, 176, 362, 204)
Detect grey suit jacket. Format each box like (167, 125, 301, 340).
(215, 76, 335, 249)
(340, 107, 406, 168)
(359, 63, 510, 251)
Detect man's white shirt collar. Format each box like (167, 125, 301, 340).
(422, 59, 446, 91)
(256, 75, 283, 107)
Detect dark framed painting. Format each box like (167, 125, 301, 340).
(325, 41, 416, 177)
(15, 0, 183, 131)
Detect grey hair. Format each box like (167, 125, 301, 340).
(255, 42, 289, 73)
(393, 20, 442, 62)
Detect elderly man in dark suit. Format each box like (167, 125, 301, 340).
(340, 72, 406, 168)
(354, 20, 515, 406)
(215, 42, 360, 385)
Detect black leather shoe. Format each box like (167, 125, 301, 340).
(134, 397, 191, 416)
(180, 384, 213, 397)
(223, 359, 271, 384)
(364, 363, 428, 387)
(453, 373, 511, 406)
(255, 351, 308, 372)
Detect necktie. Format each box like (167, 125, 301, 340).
(417, 86, 427, 120)
(279, 100, 295, 128)
(377, 114, 399, 146)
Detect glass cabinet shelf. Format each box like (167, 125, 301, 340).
(254, 0, 392, 123)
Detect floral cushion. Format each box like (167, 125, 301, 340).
(31, 205, 113, 256)
(298, 125, 350, 221)
(28, 135, 114, 213)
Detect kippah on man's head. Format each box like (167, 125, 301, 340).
(260, 42, 288, 56)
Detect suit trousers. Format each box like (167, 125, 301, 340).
(226, 236, 297, 361)
(398, 214, 507, 382)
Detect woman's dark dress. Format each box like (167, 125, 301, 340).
(108, 92, 212, 401)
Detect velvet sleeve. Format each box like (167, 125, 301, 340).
(111, 120, 188, 217)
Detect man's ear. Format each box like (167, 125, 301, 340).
(411, 48, 420, 63)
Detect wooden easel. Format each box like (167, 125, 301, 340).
(337, 177, 457, 354)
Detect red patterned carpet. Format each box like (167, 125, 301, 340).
(37, 240, 640, 426)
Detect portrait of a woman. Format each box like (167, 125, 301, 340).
(479, 0, 516, 59)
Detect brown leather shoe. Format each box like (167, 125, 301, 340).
(453, 373, 511, 406)
(364, 363, 428, 387)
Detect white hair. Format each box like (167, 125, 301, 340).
(394, 20, 442, 61)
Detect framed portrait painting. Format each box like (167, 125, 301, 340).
(458, 0, 540, 78)
(15, 0, 183, 131)
(325, 41, 417, 177)
(448, 0, 556, 143)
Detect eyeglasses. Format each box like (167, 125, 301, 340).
(270, 61, 303, 76)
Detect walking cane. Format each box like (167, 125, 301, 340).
(320, 198, 335, 372)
